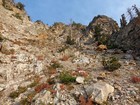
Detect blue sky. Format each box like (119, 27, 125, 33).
(15, 0, 140, 26)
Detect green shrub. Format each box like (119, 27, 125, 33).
(13, 13, 22, 20)
(98, 34, 108, 45)
(94, 25, 109, 45)
(66, 36, 75, 45)
(50, 62, 62, 69)
(59, 71, 76, 84)
(71, 21, 83, 29)
(16, 2, 25, 10)
(9, 91, 19, 98)
(0, 34, 4, 42)
(28, 82, 38, 88)
(107, 44, 118, 49)
(9, 86, 27, 98)
(94, 25, 102, 41)
(102, 56, 121, 71)
(20, 98, 31, 105)
(18, 86, 27, 93)
(58, 46, 69, 53)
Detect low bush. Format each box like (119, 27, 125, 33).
(9, 91, 19, 98)
(50, 61, 62, 69)
(16, 2, 25, 10)
(98, 34, 108, 45)
(9, 86, 27, 98)
(28, 82, 38, 88)
(66, 36, 75, 45)
(102, 56, 121, 71)
(0, 34, 4, 42)
(58, 46, 69, 53)
(35, 83, 51, 93)
(107, 44, 118, 49)
(59, 71, 76, 84)
(71, 21, 83, 29)
(12, 13, 22, 20)
(27, 91, 37, 102)
(131, 76, 140, 83)
(20, 98, 31, 105)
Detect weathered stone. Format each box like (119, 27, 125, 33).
(76, 77, 85, 84)
(122, 54, 134, 60)
(86, 82, 114, 104)
(0, 84, 5, 91)
(0, 87, 4, 91)
(35, 91, 53, 105)
(73, 56, 90, 64)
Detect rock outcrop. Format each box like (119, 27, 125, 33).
(108, 16, 140, 52)
(84, 15, 119, 44)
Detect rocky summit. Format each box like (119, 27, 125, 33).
(0, 0, 140, 105)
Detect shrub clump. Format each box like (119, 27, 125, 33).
(131, 76, 140, 83)
(9, 86, 27, 98)
(58, 45, 69, 53)
(66, 36, 75, 45)
(0, 34, 4, 42)
(12, 13, 22, 20)
(16, 2, 25, 10)
(59, 71, 76, 84)
(102, 56, 121, 71)
(20, 98, 31, 105)
(50, 61, 62, 69)
(9, 91, 19, 99)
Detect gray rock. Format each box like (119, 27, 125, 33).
(73, 56, 90, 64)
(0, 87, 4, 91)
(76, 77, 85, 84)
(122, 54, 133, 60)
(0, 84, 5, 91)
(135, 56, 140, 61)
(35, 91, 53, 105)
(92, 78, 98, 83)
(54, 91, 77, 105)
(86, 82, 114, 104)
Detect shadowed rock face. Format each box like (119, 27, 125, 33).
(108, 16, 140, 52)
(84, 15, 119, 44)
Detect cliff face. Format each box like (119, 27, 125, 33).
(109, 16, 140, 52)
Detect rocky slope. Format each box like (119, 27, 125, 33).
(0, 0, 140, 105)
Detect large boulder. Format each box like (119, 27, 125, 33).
(85, 82, 114, 104)
(108, 16, 140, 52)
